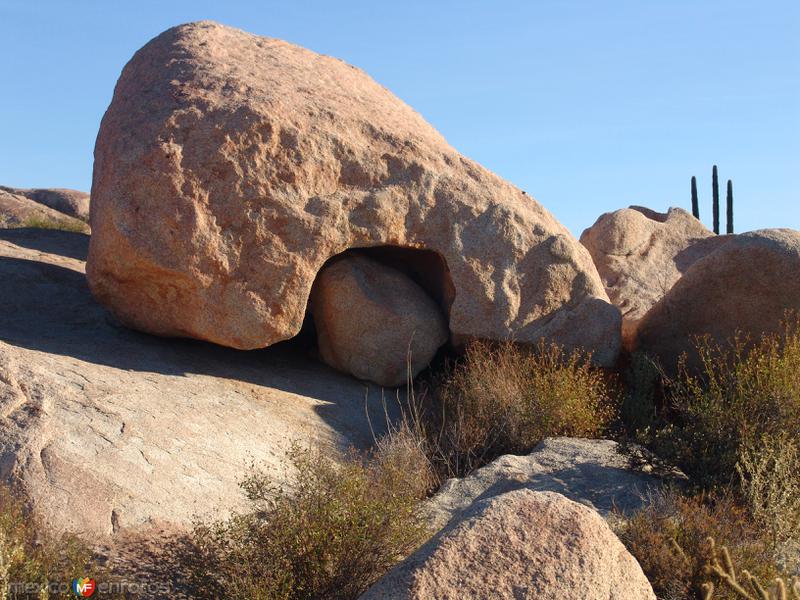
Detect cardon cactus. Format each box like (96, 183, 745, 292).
(712, 165, 720, 234)
(727, 179, 734, 234)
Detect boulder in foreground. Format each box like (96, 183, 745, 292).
(310, 253, 448, 386)
(87, 21, 620, 366)
(359, 489, 656, 600)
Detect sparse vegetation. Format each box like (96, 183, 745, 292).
(19, 214, 87, 233)
(176, 436, 431, 600)
(737, 435, 800, 573)
(614, 490, 778, 600)
(616, 317, 800, 598)
(641, 317, 800, 491)
(701, 537, 799, 600)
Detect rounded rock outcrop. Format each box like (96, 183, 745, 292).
(580, 206, 726, 346)
(87, 21, 620, 364)
(359, 489, 656, 600)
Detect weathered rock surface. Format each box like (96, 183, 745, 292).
(359, 489, 656, 600)
(634, 228, 800, 367)
(423, 437, 674, 533)
(310, 253, 448, 386)
(0, 185, 90, 221)
(87, 21, 621, 365)
(0, 188, 89, 232)
(0, 228, 393, 538)
(580, 206, 726, 346)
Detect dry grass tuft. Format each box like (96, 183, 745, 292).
(423, 339, 616, 479)
(642, 316, 800, 491)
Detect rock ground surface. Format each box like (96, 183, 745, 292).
(88, 20, 620, 366)
(580, 206, 726, 346)
(0, 228, 393, 538)
(634, 228, 800, 368)
(422, 437, 675, 533)
(310, 253, 448, 386)
(359, 489, 656, 600)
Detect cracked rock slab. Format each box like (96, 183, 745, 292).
(0, 228, 392, 538)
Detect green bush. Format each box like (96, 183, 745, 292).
(642, 318, 800, 491)
(424, 339, 616, 479)
(177, 435, 431, 600)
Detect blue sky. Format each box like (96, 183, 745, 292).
(1, 1, 797, 236)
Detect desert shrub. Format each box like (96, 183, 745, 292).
(178, 435, 431, 600)
(19, 215, 87, 233)
(0, 487, 116, 599)
(737, 434, 800, 573)
(614, 489, 779, 600)
(425, 339, 616, 479)
(645, 318, 800, 491)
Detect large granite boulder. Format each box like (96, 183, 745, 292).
(634, 228, 800, 368)
(310, 253, 448, 386)
(359, 489, 656, 600)
(87, 21, 620, 365)
(0, 185, 90, 221)
(580, 206, 726, 346)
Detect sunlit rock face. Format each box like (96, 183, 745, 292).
(88, 21, 620, 365)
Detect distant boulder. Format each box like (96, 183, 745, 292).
(0, 188, 88, 232)
(634, 228, 800, 368)
(0, 185, 89, 221)
(580, 206, 726, 347)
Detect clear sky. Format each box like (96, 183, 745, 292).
(1, 0, 797, 236)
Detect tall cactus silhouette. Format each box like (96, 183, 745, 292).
(691, 176, 700, 219)
(726, 179, 734, 234)
(712, 165, 720, 234)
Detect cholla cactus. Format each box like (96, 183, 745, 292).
(701, 537, 800, 600)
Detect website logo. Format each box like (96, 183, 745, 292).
(72, 578, 96, 597)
